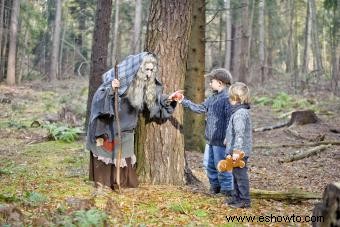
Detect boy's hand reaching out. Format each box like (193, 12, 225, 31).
(168, 90, 184, 103)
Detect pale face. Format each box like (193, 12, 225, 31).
(144, 63, 155, 80)
(209, 79, 223, 91)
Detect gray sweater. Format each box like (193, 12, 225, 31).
(225, 108, 252, 157)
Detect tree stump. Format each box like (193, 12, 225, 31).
(287, 110, 318, 126)
(312, 182, 340, 227)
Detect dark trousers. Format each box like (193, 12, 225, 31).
(232, 158, 250, 204)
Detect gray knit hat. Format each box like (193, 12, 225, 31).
(205, 68, 232, 85)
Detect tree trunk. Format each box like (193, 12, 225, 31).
(224, 0, 231, 71)
(0, 0, 4, 65)
(131, 0, 142, 53)
(258, 0, 265, 84)
(238, 0, 249, 83)
(330, 4, 339, 95)
(109, 0, 119, 66)
(48, 0, 62, 81)
(302, 0, 312, 74)
(310, 0, 323, 77)
(312, 182, 340, 227)
(136, 0, 193, 185)
(184, 0, 205, 153)
(6, 0, 20, 86)
(287, 0, 294, 74)
(85, 0, 112, 129)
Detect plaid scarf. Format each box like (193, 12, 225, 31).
(102, 52, 152, 95)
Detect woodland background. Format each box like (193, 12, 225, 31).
(0, 0, 339, 226)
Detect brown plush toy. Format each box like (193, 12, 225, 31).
(217, 150, 245, 172)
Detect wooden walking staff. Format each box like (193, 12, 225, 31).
(114, 63, 122, 192)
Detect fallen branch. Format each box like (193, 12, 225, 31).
(250, 189, 321, 202)
(254, 122, 288, 132)
(279, 144, 332, 163)
(254, 141, 340, 149)
(283, 128, 325, 142)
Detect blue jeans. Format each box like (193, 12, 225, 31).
(232, 157, 250, 204)
(203, 144, 209, 174)
(206, 144, 233, 192)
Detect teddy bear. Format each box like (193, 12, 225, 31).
(217, 150, 245, 172)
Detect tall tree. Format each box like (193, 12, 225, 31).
(135, 0, 193, 185)
(287, 0, 294, 74)
(131, 0, 142, 53)
(6, 0, 20, 85)
(302, 0, 312, 73)
(85, 0, 113, 128)
(0, 0, 4, 64)
(48, 0, 62, 81)
(238, 0, 249, 83)
(258, 0, 265, 83)
(109, 0, 119, 65)
(224, 0, 231, 70)
(310, 0, 323, 77)
(184, 0, 205, 152)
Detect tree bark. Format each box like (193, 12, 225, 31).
(131, 0, 142, 53)
(85, 0, 112, 129)
(224, 0, 231, 71)
(48, 0, 62, 81)
(184, 0, 205, 153)
(136, 0, 193, 185)
(6, 0, 20, 86)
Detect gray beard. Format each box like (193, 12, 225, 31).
(126, 77, 156, 110)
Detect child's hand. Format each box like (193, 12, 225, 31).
(168, 90, 184, 102)
(111, 79, 120, 89)
(223, 138, 227, 145)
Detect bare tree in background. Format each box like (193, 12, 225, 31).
(109, 0, 119, 65)
(135, 0, 193, 185)
(6, 0, 20, 85)
(224, 0, 231, 71)
(85, 0, 112, 128)
(131, 0, 142, 53)
(302, 0, 312, 74)
(0, 0, 4, 68)
(48, 0, 62, 81)
(238, 0, 249, 83)
(258, 0, 265, 84)
(310, 0, 323, 77)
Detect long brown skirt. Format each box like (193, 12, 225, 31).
(89, 152, 138, 190)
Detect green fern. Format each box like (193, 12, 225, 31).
(43, 123, 82, 143)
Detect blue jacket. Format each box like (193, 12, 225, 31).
(181, 88, 231, 146)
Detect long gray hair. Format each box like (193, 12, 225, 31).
(126, 54, 158, 110)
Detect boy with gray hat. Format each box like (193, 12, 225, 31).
(170, 68, 233, 196)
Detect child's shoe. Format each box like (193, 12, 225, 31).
(229, 201, 251, 209)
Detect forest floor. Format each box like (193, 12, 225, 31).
(0, 77, 339, 226)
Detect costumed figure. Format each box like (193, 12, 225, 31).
(86, 52, 177, 189)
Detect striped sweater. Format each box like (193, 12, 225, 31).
(181, 88, 231, 147)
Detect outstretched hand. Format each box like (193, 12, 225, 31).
(168, 90, 184, 102)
